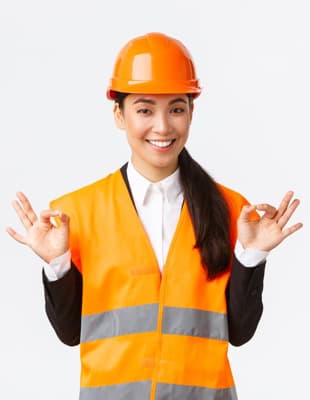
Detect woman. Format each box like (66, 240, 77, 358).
(7, 32, 302, 400)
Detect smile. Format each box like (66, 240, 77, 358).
(147, 139, 176, 148)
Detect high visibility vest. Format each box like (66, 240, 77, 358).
(50, 168, 248, 400)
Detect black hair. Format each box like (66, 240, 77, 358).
(114, 91, 231, 279)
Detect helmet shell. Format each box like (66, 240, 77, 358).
(107, 32, 201, 99)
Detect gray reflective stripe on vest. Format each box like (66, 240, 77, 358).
(79, 380, 151, 400)
(162, 306, 229, 341)
(80, 303, 158, 343)
(81, 304, 228, 343)
(79, 382, 237, 400)
(155, 383, 238, 400)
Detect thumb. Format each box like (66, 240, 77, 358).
(52, 210, 70, 229)
(238, 204, 257, 222)
(58, 211, 70, 225)
(255, 203, 277, 219)
(40, 209, 62, 225)
(41, 209, 70, 228)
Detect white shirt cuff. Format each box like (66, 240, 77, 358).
(234, 240, 269, 268)
(43, 250, 71, 281)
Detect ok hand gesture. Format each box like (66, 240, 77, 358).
(7, 192, 69, 263)
(237, 191, 303, 252)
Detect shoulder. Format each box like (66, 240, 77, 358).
(49, 168, 122, 212)
(216, 182, 250, 216)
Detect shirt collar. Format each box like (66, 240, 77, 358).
(127, 160, 183, 206)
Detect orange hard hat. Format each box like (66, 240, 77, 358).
(107, 32, 201, 100)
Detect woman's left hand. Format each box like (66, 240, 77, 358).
(237, 191, 303, 252)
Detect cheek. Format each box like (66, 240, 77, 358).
(125, 127, 146, 146)
(125, 119, 150, 140)
(177, 120, 191, 140)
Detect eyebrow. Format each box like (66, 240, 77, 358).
(132, 97, 187, 105)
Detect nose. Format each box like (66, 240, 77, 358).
(152, 113, 171, 136)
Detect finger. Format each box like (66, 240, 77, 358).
(39, 209, 62, 225)
(49, 210, 70, 228)
(255, 204, 277, 219)
(12, 199, 33, 230)
(277, 198, 301, 229)
(274, 191, 294, 222)
(6, 227, 27, 245)
(238, 204, 257, 222)
(58, 212, 70, 224)
(16, 191, 38, 224)
(281, 222, 303, 240)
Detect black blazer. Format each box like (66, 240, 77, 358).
(43, 165, 266, 347)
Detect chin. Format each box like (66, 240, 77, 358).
(150, 156, 175, 168)
(153, 162, 177, 174)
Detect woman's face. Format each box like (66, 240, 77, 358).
(114, 93, 193, 181)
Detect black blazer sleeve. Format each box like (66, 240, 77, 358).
(43, 261, 82, 346)
(226, 255, 266, 346)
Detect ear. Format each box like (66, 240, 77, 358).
(113, 103, 125, 130)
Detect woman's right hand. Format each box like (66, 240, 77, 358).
(6, 192, 69, 264)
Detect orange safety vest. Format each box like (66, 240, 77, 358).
(50, 168, 248, 400)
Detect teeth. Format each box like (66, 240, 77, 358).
(148, 140, 174, 148)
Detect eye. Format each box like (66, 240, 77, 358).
(170, 107, 185, 114)
(137, 108, 151, 115)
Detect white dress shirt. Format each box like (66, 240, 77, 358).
(44, 161, 268, 281)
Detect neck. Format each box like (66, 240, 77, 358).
(130, 158, 177, 182)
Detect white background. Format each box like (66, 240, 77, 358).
(1, 0, 309, 398)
